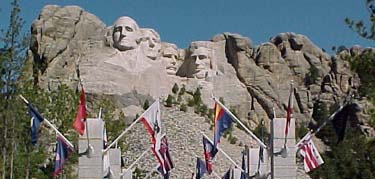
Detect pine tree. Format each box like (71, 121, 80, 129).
(0, 0, 28, 177)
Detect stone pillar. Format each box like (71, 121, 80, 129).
(109, 148, 122, 178)
(248, 147, 269, 176)
(78, 118, 104, 178)
(273, 118, 297, 179)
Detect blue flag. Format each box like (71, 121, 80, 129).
(28, 103, 44, 145)
(195, 157, 207, 179)
(53, 137, 72, 176)
(213, 102, 233, 155)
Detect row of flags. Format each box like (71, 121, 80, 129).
(23, 80, 360, 177)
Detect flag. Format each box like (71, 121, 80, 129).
(285, 83, 294, 137)
(222, 167, 232, 179)
(202, 136, 216, 174)
(298, 137, 324, 173)
(152, 136, 174, 176)
(140, 100, 162, 149)
(331, 103, 361, 143)
(213, 102, 233, 156)
(53, 137, 73, 176)
(240, 151, 246, 179)
(195, 157, 207, 179)
(28, 103, 45, 145)
(157, 165, 170, 179)
(73, 88, 86, 135)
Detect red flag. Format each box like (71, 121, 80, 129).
(285, 83, 294, 136)
(73, 88, 86, 135)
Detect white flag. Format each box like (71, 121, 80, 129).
(299, 137, 324, 173)
(140, 100, 162, 150)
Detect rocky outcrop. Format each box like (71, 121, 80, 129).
(28, 5, 106, 90)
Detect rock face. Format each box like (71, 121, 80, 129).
(25, 5, 372, 178)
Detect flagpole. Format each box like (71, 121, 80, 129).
(201, 132, 244, 171)
(103, 99, 159, 153)
(211, 171, 222, 179)
(125, 147, 150, 171)
(284, 81, 294, 146)
(19, 95, 74, 149)
(270, 106, 275, 179)
(213, 97, 268, 149)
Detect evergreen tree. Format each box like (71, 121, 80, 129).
(143, 99, 150, 110)
(345, 0, 375, 40)
(172, 83, 179, 94)
(0, 0, 28, 177)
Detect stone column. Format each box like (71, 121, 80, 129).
(109, 148, 122, 178)
(273, 118, 297, 179)
(248, 147, 269, 176)
(78, 118, 104, 178)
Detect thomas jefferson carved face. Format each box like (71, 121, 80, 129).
(160, 43, 178, 75)
(139, 28, 161, 60)
(112, 16, 139, 51)
(191, 46, 211, 79)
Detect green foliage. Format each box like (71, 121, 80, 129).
(180, 103, 187, 112)
(143, 99, 150, 110)
(310, 129, 375, 178)
(305, 65, 319, 85)
(178, 85, 186, 95)
(252, 119, 269, 145)
(228, 135, 238, 144)
(187, 97, 195, 107)
(296, 123, 309, 140)
(199, 104, 208, 116)
(345, 0, 375, 40)
(165, 94, 174, 107)
(350, 51, 375, 101)
(172, 83, 179, 94)
(193, 88, 202, 105)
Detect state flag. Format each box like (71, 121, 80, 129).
(28, 103, 44, 145)
(53, 137, 73, 176)
(202, 136, 216, 174)
(213, 102, 233, 157)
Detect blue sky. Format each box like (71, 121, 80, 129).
(1, 0, 374, 52)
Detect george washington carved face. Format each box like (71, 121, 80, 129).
(112, 16, 139, 51)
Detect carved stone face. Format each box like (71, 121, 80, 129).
(140, 28, 161, 60)
(191, 46, 211, 79)
(112, 16, 139, 51)
(160, 43, 178, 75)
